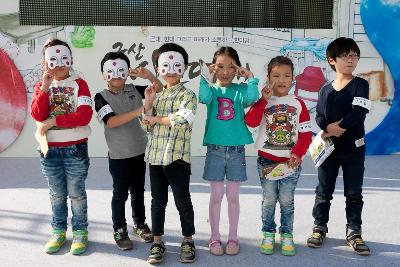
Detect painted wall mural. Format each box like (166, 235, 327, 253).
(0, 0, 398, 156)
(0, 35, 26, 152)
(361, 0, 400, 155)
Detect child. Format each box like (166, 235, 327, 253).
(199, 47, 259, 256)
(307, 37, 371, 256)
(94, 52, 162, 250)
(245, 56, 312, 256)
(30, 38, 92, 255)
(142, 43, 197, 264)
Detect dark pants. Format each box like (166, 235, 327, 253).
(109, 153, 146, 230)
(312, 147, 365, 236)
(150, 160, 195, 237)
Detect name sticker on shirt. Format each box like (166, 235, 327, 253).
(299, 121, 312, 132)
(97, 104, 113, 122)
(355, 137, 365, 147)
(78, 96, 93, 107)
(352, 97, 371, 111)
(176, 108, 194, 125)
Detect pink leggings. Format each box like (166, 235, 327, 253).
(209, 181, 240, 241)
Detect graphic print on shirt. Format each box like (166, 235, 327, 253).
(48, 86, 75, 128)
(263, 104, 297, 150)
(217, 97, 234, 120)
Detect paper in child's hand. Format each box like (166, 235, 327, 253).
(38, 133, 49, 157)
(199, 59, 214, 84)
(262, 162, 296, 180)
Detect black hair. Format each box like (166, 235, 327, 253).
(100, 51, 131, 72)
(153, 43, 189, 67)
(267, 56, 294, 77)
(43, 38, 72, 56)
(326, 37, 360, 71)
(212, 46, 241, 67)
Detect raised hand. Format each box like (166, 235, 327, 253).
(41, 64, 54, 92)
(233, 63, 254, 80)
(144, 82, 157, 102)
(261, 80, 275, 101)
(129, 66, 152, 80)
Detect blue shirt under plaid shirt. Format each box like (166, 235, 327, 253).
(143, 83, 197, 166)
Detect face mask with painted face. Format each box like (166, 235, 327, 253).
(44, 45, 72, 69)
(102, 59, 129, 81)
(157, 51, 185, 76)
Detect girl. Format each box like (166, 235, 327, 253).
(245, 56, 312, 256)
(199, 46, 259, 256)
(31, 39, 92, 255)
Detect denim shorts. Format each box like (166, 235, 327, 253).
(202, 144, 247, 182)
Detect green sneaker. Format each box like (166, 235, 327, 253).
(133, 223, 153, 243)
(260, 232, 275, 254)
(70, 230, 88, 255)
(44, 229, 66, 254)
(281, 233, 295, 256)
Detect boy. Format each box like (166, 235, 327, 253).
(142, 43, 197, 264)
(31, 38, 92, 255)
(307, 37, 371, 256)
(94, 52, 162, 250)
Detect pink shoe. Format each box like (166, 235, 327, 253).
(209, 239, 224, 256)
(225, 239, 240, 255)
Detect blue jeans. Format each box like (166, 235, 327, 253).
(39, 142, 89, 231)
(257, 156, 300, 234)
(203, 144, 247, 182)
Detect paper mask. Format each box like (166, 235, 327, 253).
(44, 45, 72, 69)
(102, 59, 129, 81)
(157, 51, 185, 75)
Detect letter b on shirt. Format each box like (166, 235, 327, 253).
(217, 97, 234, 120)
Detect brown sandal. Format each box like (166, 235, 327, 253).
(209, 239, 224, 256)
(225, 239, 240, 255)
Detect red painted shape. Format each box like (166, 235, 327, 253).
(0, 49, 27, 152)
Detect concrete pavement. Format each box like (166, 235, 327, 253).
(0, 156, 399, 266)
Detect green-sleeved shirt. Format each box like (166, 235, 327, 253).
(199, 76, 259, 146)
(143, 83, 197, 165)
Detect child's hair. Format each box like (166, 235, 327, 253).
(326, 37, 360, 71)
(212, 46, 241, 67)
(153, 43, 189, 67)
(100, 51, 131, 72)
(42, 38, 72, 56)
(267, 56, 294, 77)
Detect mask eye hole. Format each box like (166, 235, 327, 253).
(107, 69, 113, 73)
(62, 55, 68, 60)
(50, 56, 57, 61)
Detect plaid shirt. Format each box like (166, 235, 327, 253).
(143, 83, 197, 166)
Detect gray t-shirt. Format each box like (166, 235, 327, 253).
(94, 84, 147, 159)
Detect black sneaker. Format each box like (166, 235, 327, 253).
(114, 228, 133, 250)
(147, 242, 166, 264)
(180, 239, 196, 263)
(133, 223, 154, 243)
(346, 234, 371, 256)
(307, 229, 326, 248)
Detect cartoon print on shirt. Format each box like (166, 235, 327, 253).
(263, 104, 297, 150)
(48, 86, 75, 118)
